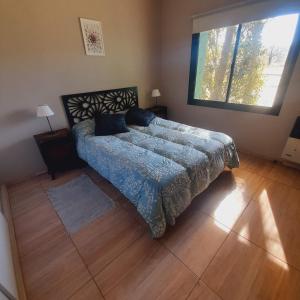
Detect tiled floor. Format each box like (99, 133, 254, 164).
(8, 153, 300, 300)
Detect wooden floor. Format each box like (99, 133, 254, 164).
(8, 152, 300, 300)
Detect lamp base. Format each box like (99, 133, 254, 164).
(46, 116, 54, 134)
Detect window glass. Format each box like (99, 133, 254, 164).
(189, 13, 299, 114)
(229, 14, 299, 106)
(194, 25, 238, 101)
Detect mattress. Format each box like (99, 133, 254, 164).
(73, 117, 239, 238)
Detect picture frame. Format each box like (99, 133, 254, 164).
(80, 18, 105, 56)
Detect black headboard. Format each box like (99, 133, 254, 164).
(62, 86, 138, 127)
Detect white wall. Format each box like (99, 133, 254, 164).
(1, 0, 300, 184)
(0, 0, 160, 184)
(160, 0, 300, 159)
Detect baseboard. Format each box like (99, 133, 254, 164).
(1, 185, 27, 300)
(34, 170, 47, 177)
(236, 146, 300, 171)
(6, 169, 47, 188)
(236, 147, 277, 162)
(281, 160, 300, 170)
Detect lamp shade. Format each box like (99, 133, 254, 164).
(36, 105, 54, 118)
(151, 89, 161, 98)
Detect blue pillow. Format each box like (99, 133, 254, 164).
(126, 107, 155, 126)
(95, 114, 129, 136)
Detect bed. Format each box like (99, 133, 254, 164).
(62, 87, 239, 238)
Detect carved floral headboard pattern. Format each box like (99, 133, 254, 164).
(61, 86, 138, 127)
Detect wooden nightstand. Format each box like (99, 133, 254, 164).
(146, 105, 168, 119)
(34, 128, 84, 180)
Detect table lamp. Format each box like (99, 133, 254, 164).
(151, 89, 161, 106)
(36, 105, 54, 134)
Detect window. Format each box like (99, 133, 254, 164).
(188, 13, 300, 115)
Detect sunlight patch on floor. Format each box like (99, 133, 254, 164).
(213, 189, 246, 228)
(238, 223, 250, 239)
(213, 184, 289, 271)
(236, 233, 252, 245)
(259, 189, 288, 270)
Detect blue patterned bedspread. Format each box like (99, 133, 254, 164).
(73, 117, 239, 238)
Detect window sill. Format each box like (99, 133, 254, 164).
(187, 98, 281, 115)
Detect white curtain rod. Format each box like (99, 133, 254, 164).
(190, 0, 276, 19)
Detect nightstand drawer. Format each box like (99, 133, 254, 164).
(34, 128, 84, 179)
(41, 139, 75, 164)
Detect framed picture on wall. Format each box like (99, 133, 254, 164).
(80, 18, 105, 56)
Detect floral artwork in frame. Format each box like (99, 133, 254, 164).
(80, 18, 105, 56)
